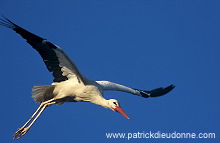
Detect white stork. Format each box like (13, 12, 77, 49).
(0, 17, 175, 139)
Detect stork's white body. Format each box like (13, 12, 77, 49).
(52, 79, 102, 104)
(0, 17, 175, 140)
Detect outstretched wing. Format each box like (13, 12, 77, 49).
(133, 84, 175, 98)
(0, 17, 86, 84)
(97, 81, 175, 98)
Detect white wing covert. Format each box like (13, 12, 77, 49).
(97, 81, 175, 98)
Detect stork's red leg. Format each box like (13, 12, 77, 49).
(13, 98, 56, 139)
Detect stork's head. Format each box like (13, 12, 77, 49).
(107, 99, 129, 119)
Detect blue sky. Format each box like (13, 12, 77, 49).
(0, 0, 219, 143)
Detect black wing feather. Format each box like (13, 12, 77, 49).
(135, 84, 175, 98)
(0, 17, 68, 82)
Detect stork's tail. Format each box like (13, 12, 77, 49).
(32, 85, 55, 103)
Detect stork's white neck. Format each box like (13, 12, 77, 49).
(90, 96, 109, 108)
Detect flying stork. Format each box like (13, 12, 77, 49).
(0, 17, 175, 139)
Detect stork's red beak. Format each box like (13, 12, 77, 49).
(113, 106, 130, 119)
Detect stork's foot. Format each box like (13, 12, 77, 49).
(13, 127, 29, 140)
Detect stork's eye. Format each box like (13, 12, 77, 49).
(113, 102, 117, 105)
